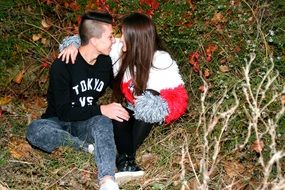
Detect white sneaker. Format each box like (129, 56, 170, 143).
(82, 144, 94, 154)
(99, 179, 120, 190)
(87, 144, 94, 154)
(115, 170, 145, 185)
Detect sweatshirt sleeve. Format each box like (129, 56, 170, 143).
(49, 60, 102, 121)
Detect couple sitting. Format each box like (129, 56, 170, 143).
(26, 10, 188, 190)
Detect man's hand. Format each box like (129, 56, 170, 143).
(58, 44, 78, 64)
(100, 103, 130, 122)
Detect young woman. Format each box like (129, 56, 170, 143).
(59, 12, 188, 180)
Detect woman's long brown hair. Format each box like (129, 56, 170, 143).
(113, 12, 164, 101)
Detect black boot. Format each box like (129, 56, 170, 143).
(115, 154, 145, 185)
(116, 154, 142, 172)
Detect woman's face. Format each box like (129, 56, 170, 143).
(120, 30, 127, 52)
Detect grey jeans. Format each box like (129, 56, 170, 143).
(26, 115, 116, 180)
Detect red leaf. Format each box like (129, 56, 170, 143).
(76, 15, 81, 26)
(42, 0, 55, 5)
(188, 52, 200, 73)
(40, 58, 50, 69)
(183, 21, 193, 28)
(199, 85, 205, 93)
(204, 69, 210, 78)
(140, 0, 160, 16)
(146, 10, 154, 17)
(251, 140, 264, 153)
(69, 2, 80, 11)
(41, 62, 49, 69)
(205, 44, 218, 62)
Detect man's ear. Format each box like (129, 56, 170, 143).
(89, 37, 98, 46)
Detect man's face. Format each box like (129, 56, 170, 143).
(94, 24, 115, 55)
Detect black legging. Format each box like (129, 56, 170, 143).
(112, 109, 153, 156)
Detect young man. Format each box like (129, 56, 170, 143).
(26, 11, 129, 190)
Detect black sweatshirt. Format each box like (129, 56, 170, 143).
(42, 52, 113, 121)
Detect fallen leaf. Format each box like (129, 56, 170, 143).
(215, 24, 224, 33)
(69, 2, 81, 11)
(204, 69, 210, 78)
(187, 178, 199, 189)
(41, 37, 49, 46)
(206, 44, 218, 54)
(13, 70, 26, 84)
(186, 0, 195, 11)
(41, 19, 51, 30)
(81, 170, 92, 184)
(234, 46, 241, 53)
(22, 96, 47, 120)
(199, 85, 205, 93)
(219, 65, 230, 73)
(219, 58, 227, 64)
(0, 96, 12, 106)
(8, 137, 33, 159)
(35, 96, 46, 108)
(251, 140, 264, 153)
(211, 12, 227, 25)
(42, 0, 55, 5)
(32, 33, 42, 42)
(205, 44, 218, 62)
(140, 153, 158, 169)
(223, 160, 245, 178)
(188, 51, 200, 73)
(230, 0, 241, 6)
(41, 61, 49, 69)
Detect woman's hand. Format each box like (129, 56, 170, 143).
(100, 103, 130, 122)
(58, 44, 79, 64)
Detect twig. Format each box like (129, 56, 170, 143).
(185, 136, 201, 187)
(44, 166, 77, 190)
(180, 145, 190, 190)
(9, 159, 33, 165)
(24, 22, 60, 44)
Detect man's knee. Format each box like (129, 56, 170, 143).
(26, 119, 50, 144)
(90, 115, 113, 133)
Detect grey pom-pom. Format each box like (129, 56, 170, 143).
(59, 35, 81, 52)
(133, 91, 169, 123)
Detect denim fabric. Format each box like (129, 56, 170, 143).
(26, 115, 116, 180)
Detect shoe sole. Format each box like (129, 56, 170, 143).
(115, 171, 145, 185)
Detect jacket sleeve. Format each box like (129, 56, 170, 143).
(160, 85, 188, 124)
(134, 51, 188, 124)
(132, 85, 188, 124)
(59, 35, 81, 52)
(133, 90, 169, 124)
